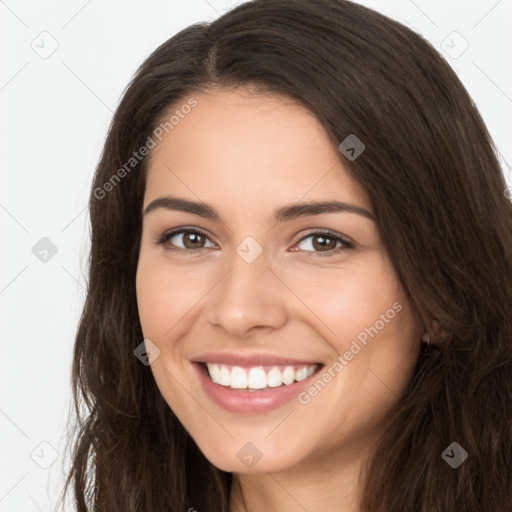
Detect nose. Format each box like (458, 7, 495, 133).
(207, 244, 288, 339)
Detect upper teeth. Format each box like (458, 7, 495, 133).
(205, 363, 318, 390)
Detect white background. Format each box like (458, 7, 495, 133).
(1, 1, 511, 510)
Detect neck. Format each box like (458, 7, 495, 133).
(229, 441, 371, 512)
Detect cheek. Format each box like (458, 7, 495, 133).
(135, 254, 208, 424)
(282, 253, 403, 345)
(135, 253, 210, 340)
(281, 253, 420, 405)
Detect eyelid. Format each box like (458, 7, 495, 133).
(296, 228, 354, 246)
(156, 226, 217, 252)
(292, 229, 355, 255)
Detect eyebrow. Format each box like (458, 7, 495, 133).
(143, 196, 376, 222)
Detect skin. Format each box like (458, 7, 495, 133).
(136, 87, 425, 511)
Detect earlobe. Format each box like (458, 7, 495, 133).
(422, 319, 450, 347)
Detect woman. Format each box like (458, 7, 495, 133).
(59, 0, 512, 510)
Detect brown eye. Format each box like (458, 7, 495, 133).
(158, 229, 216, 251)
(295, 231, 354, 256)
(311, 235, 338, 251)
(181, 231, 207, 249)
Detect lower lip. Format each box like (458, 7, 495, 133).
(192, 363, 321, 414)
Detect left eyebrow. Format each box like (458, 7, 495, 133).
(143, 196, 376, 223)
(270, 200, 376, 223)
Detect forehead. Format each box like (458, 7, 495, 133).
(144, 87, 371, 215)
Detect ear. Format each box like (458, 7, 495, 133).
(423, 318, 450, 343)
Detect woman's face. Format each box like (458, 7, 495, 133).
(136, 87, 424, 473)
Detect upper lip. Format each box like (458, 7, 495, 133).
(190, 352, 322, 367)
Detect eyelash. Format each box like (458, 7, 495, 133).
(156, 227, 354, 257)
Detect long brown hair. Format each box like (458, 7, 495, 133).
(58, 1, 512, 510)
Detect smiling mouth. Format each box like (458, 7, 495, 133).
(199, 362, 323, 391)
